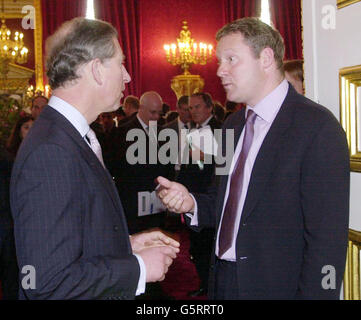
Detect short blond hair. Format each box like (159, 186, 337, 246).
(216, 17, 285, 72)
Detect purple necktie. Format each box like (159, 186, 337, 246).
(218, 109, 257, 257)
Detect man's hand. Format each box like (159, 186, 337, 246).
(156, 176, 195, 213)
(138, 245, 178, 282)
(130, 229, 180, 254)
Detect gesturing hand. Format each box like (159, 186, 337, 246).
(155, 176, 195, 213)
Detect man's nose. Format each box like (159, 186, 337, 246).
(123, 66, 131, 83)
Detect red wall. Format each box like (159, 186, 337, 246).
(138, 0, 227, 108)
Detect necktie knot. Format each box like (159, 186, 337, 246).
(246, 109, 257, 125)
(86, 128, 97, 143)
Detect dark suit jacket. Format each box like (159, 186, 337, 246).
(117, 112, 137, 127)
(96, 125, 121, 177)
(10, 106, 139, 300)
(115, 116, 172, 233)
(192, 86, 350, 299)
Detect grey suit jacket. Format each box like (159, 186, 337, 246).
(10, 106, 139, 300)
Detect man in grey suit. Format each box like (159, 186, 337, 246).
(10, 17, 179, 300)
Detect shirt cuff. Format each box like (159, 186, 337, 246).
(186, 193, 199, 226)
(134, 254, 146, 296)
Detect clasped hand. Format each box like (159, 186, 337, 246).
(130, 229, 180, 282)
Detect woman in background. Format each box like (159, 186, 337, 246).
(6, 115, 34, 161)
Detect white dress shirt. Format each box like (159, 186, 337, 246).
(49, 96, 146, 295)
(190, 80, 289, 261)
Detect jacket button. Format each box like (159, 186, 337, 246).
(113, 225, 119, 231)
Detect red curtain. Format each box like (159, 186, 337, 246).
(41, 0, 87, 85)
(94, 0, 141, 98)
(269, 0, 303, 60)
(223, 0, 261, 23)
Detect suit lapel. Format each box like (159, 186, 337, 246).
(43, 107, 124, 215)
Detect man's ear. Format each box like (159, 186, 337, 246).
(260, 47, 275, 70)
(91, 58, 103, 85)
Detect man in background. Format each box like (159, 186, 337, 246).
(31, 95, 48, 119)
(118, 94, 140, 126)
(116, 91, 172, 234)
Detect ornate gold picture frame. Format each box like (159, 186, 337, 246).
(339, 65, 361, 172)
(337, 0, 361, 9)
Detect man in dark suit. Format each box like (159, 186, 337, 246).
(156, 17, 350, 299)
(97, 112, 120, 177)
(117, 95, 139, 127)
(116, 91, 172, 234)
(163, 95, 192, 177)
(10, 18, 179, 300)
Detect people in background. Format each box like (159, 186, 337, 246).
(284, 59, 304, 95)
(224, 100, 238, 120)
(114, 106, 126, 126)
(118, 94, 140, 126)
(116, 91, 174, 299)
(31, 95, 48, 119)
(213, 101, 226, 123)
(6, 115, 34, 161)
(165, 110, 179, 124)
(116, 91, 172, 234)
(97, 112, 119, 176)
(10, 17, 179, 300)
(157, 17, 349, 300)
(162, 95, 192, 185)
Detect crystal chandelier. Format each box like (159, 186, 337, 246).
(163, 21, 213, 75)
(0, 6, 28, 77)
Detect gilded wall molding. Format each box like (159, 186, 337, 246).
(34, 0, 44, 92)
(337, 0, 361, 9)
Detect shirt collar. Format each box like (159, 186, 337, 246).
(48, 96, 90, 138)
(136, 114, 148, 131)
(247, 79, 289, 123)
(199, 115, 213, 128)
(177, 117, 189, 128)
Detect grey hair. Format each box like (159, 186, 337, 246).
(46, 17, 118, 89)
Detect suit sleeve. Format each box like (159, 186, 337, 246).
(11, 143, 140, 300)
(297, 116, 350, 299)
(189, 175, 219, 230)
